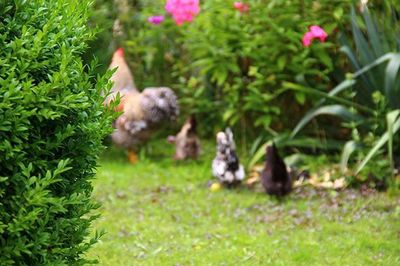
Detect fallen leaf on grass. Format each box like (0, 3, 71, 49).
(247, 165, 347, 190)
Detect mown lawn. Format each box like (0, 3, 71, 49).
(88, 140, 400, 265)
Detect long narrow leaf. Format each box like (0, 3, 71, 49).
(316, 79, 356, 106)
(363, 8, 384, 57)
(340, 45, 361, 71)
(353, 52, 396, 78)
(387, 110, 400, 177)
(384, 53, 400, 107)
(284, 82, 373, 114)
(248, 142, 269, 169)
(340, 140, 357, 173)
(351, 7, 374, 65)
(356, 111, 400, 174)
(291, 105, 361, 138)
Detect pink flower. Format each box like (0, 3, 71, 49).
(148, 15, 165, 25)
(302, 25, 328, 47)
(165, 0, 200, 26)
(233, 2, 249, 13)
(302, 31, 314, 47)
(309, 25, 328, 42)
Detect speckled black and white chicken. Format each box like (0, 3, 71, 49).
(104, 48, 179, 163)
(212, 128, 245, 186)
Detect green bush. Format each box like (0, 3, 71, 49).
(0, 0, 113, 264)
(89, 0, 352, 148)
(175, 0, 351, 142)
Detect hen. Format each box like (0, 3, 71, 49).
(212, 128, 245, 186)
(261, 143, 292, 196)
(169, 115, 201, 160)
(105, 48, 179, 163)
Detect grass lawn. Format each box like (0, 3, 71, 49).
(88, 140, 400, 265)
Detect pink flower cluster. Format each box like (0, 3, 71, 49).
(302, 25, 328, 47)
(165, 0, 200, 26)
(233, 2, 249, 13)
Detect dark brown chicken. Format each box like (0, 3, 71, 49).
(261, 143, 292, 196)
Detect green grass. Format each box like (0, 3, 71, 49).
(88, 140, 400, 265)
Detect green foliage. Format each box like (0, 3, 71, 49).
(88, 0, 351, 142)
(287, 6, 400, 180)
(177, 0, 348, 133)
(0, 0, 113, 264)
(87, 1, 398, 178)
(340, 7, 400, 108)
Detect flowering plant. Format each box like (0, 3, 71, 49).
(165, 0, 200, 25)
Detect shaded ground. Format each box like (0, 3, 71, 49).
(88, 140, 400, 265)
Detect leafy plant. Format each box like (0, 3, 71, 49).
(0, 0, 113, 264)
(88, 0, 352, 145)
(287, 6, 400, 179)
(176, 0, 350, 141)
(287, 55, 400, 173)
(340, 7, 400, 108)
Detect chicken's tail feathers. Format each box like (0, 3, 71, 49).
(265, 140, 278, 156)
(185, 115, 197, 134)
(225, 128, 236, 149)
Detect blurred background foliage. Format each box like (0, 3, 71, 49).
(85, 0, 400, 186)
(86, 0, 351, 140)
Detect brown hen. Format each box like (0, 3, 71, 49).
(105, 48, 179, 163)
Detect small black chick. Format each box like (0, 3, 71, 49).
(261, 143, 292, 196)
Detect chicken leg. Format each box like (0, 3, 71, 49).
(128, 149, 138, 164)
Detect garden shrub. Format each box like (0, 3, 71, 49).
(88, 0, 352, 148)
(175, 0, 351, 141)
(0, 0, 113, 264)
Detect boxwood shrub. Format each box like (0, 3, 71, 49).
(0, 0, 113, 264)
